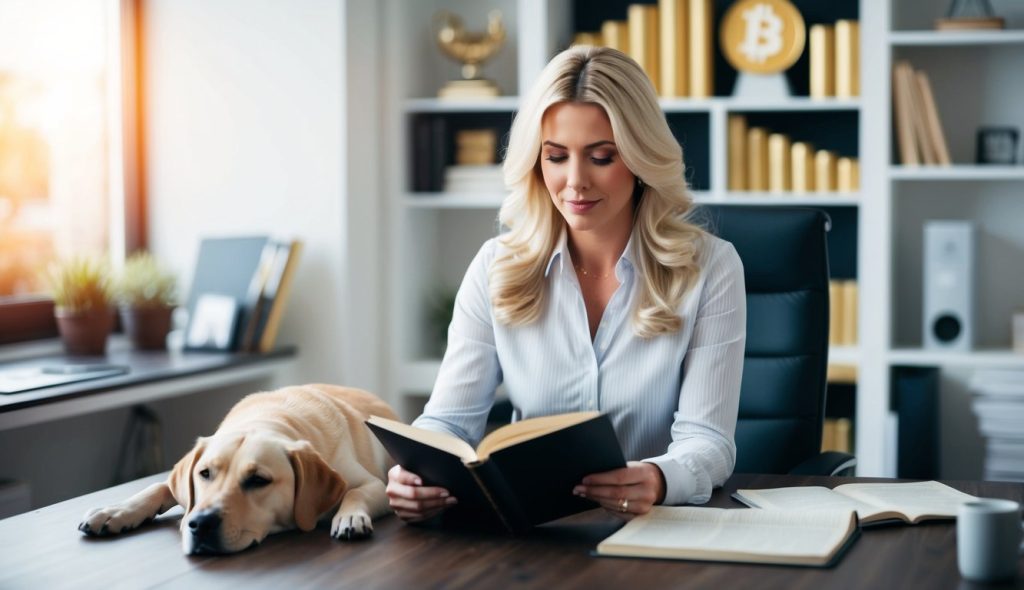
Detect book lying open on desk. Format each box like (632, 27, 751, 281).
(733, 480, 978, 525)
(596, 506, 859, 567)
(366, 412, 625, 533)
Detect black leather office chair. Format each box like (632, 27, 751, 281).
(488, 206, 855, 476)
(705, 206, 855, 476)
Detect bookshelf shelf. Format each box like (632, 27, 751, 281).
(889, 30, 1024, 46)
(888, 349, 1024, 369)
(714, 98, 861, 112)
(697, 192, 860, 207)
(829, 346, 862, 366)
(404, 192, 504, 209)
(889, 166, 1024, 181)
(404, 96, 520, 113)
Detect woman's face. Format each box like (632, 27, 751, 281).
(539, 102, 636, 238)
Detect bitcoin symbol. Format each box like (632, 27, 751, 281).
(720, 0, 805, 74)
(739, 4, 783, 64)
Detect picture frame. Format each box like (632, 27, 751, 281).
(976, 127, 1019, 165)
(184, 294, 240, 351)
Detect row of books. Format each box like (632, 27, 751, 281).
(892, 60, 951, 166)
(829, 280, 858, 347)
(572, 0, 714, 98)
(821, 417, 853, 454)
(969, 370, 1024, 482)
(809, 21, 860, 99)
(185, 236, 302, 354)
(729, 115, 860, 193)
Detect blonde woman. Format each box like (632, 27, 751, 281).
(387, 46, 746, 521)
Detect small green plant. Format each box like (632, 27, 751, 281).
(115, 252, 177, 308)
(48, 256, 113, 312)
(428, 286, 458, 355)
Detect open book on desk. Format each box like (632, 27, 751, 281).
(366, 412, 625, 534)
(733, 480, 978, 525)
(596, 506, 859, 567)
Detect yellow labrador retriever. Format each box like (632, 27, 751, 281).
(79, 384, 397, 554)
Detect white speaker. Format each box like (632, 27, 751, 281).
(923, 221, 974, 350)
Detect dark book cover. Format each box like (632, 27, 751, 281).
(366, 414, 626, 533)
(411, 116, 432, 192)
(429, 116, 448, 192)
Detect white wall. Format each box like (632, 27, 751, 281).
(144, 0, 386, 397)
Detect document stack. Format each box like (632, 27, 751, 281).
(969, 369, 1024, 482)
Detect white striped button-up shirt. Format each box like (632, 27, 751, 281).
(412, 229, 746, 505)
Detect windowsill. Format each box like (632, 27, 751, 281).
(0, 336, 298, 427)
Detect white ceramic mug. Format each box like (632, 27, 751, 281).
(957, 498, 1024, 582)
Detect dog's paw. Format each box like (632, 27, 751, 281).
(79, 505, 153, 536)
(330, 511, 373, 541)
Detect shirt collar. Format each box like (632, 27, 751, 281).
(543, 226, 638, 278)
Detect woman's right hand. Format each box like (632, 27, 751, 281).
(385, 464, 457, 522)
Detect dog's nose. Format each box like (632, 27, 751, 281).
(187, 509, 222, 536)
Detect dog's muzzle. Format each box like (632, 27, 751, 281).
(187, 508, 224, 555)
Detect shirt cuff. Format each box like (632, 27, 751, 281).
(643, 455, 699, 506)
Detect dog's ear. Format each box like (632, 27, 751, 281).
(287, 441, 347, 532)
(168, 437, 207, 514)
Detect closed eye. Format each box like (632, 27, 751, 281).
(242, 474, 272, 490)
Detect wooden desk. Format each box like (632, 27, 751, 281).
(1, 474, 1022, 589)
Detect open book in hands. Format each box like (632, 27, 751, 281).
(596, 506, 860, 567)
(733, 480, 978, 525)
(366, 412, 626, 533)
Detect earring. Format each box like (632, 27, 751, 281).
(636, 177, 645, 188)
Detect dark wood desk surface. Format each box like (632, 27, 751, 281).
(1, 473, 1022, 589)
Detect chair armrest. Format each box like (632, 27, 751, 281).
(789, 451, 857, 476)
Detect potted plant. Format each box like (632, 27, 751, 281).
(115, 252, 178, 350)
(49, 256, 115, 356)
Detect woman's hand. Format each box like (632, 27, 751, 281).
(385, 464, 457, 522)
(572, 461, 666, 517)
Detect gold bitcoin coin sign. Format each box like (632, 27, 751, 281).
(720, 0, 806, 74)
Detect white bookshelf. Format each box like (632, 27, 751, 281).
(383, 0, 1024, 476)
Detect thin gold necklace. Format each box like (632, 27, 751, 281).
(574, 264, 613, 279)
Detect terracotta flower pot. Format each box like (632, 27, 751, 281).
(55, 307, 115, 356)
(119, 305, 174, 350)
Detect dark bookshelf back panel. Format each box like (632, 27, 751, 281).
(821, 205, 857, 280)
(825, 382, 856, 420)
(737, 111, 859, 159)
(409, 112, 515, 192)
(569, 0, 859, 97)
(666, 112, 711, 190)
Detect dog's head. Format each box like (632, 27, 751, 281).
(169, 432, 347, 555)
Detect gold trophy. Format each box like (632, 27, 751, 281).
(434, 10, 506, 99)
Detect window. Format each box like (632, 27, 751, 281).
(0, 0, 142, 344)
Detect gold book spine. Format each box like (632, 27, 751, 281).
(841, 280, 858, 345)
(835, 20, 860, 98)
(814, 150, 837, 192)
(835, 418, 852, 453)
(768, 134, 792, 193)
(827, 364, 858, 386)
(572, 32, 603, 46)
(791, 142, 815, 194)
(688, 0, 713, 98)
(659, 0, 688, 98)
(821, 419, 835, 452)
(829, 280, 843, 346)
(629, 5, 660, 94)
(602, 20, 630, 53)
(746, 127, 769, 192)
(728, 115, 747, 191)
(809, 25, 835, 99)
(837, 157, 859, 192)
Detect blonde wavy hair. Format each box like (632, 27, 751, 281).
(491, 45, 705, 337)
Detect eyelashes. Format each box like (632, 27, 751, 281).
(543, 155, 615, 166)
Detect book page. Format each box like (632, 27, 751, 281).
(735, 486, 885, 521)
(365, 416, 478, 463)
(834, 481, 977, 522)
(597, 506, 857, 566)
(476, 411, 599, 460)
